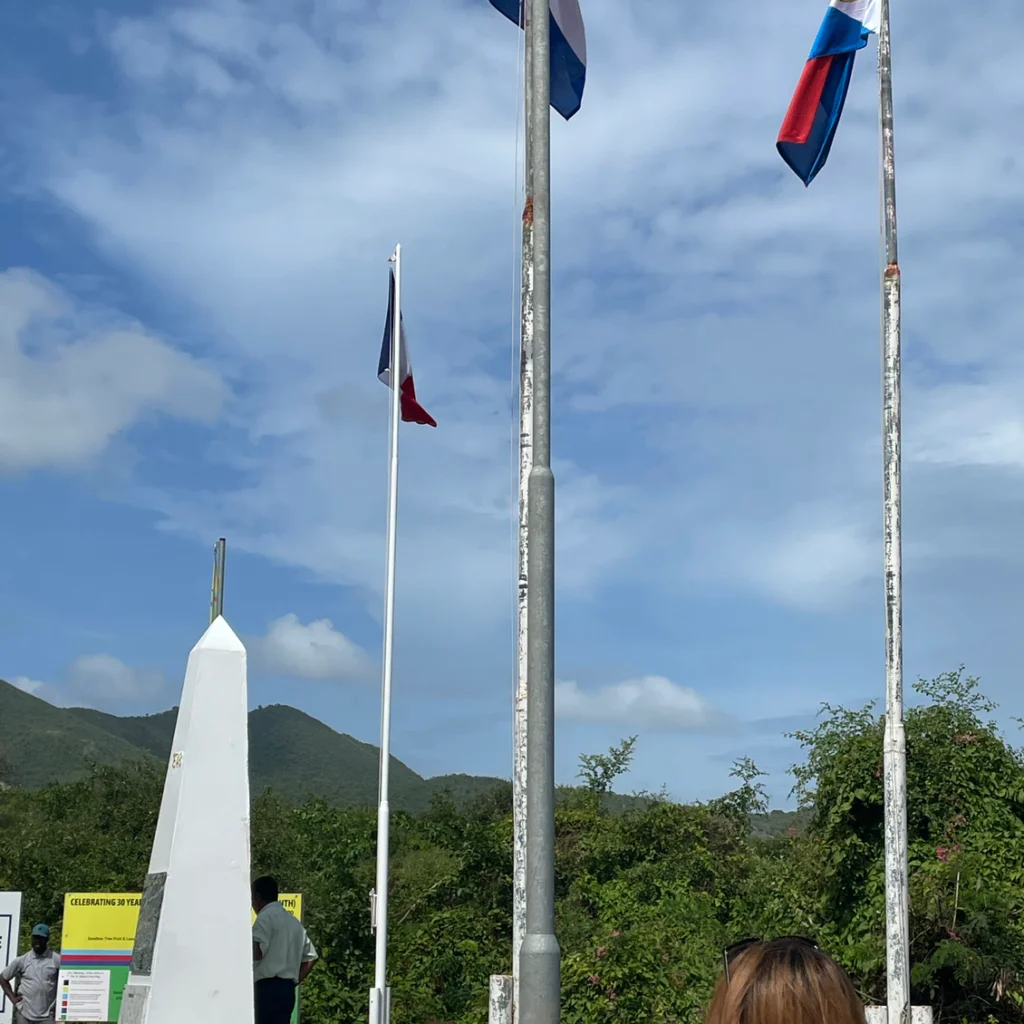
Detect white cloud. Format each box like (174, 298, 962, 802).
(8, 0, 654, 629)
(66, 655, 165, 703)
(248, 614, 374, 682)
(11, 676, 46, 697)
(556, 676, 730, 733)
(4, 0, 918, 623)
(6, 0, 1024, 754)
(726, 517, 877, 611)
(0, 268, 226, 471)
(11, 655, 167, 711)
(910, 382, 1024, 471)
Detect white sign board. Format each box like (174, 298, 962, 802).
(0, 892, 23, 1024)
(56, 971, 111, 1022)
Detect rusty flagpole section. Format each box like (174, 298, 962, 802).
(878, 0, 910, 1021)
(209, 538, 226, 624)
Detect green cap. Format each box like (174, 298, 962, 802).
(31, 924, 49, 938)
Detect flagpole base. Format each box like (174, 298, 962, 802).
(489, 975, 513, 1024)
(369, 987, 391, 1024)
(865, 1008, 932, 1024)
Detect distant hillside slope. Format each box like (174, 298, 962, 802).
(247, 704, 428, 809)
(0, 681, 155, 788)
(749, 807, 811, 838)
(65, 706, 177, 760)
(3, 682, 806, 830)
(423, 773, 512, 807)
(3, 683, 506, 812)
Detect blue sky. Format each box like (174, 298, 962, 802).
(2, 0, 1023, 807)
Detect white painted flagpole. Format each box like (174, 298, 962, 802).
(370, 243, 403, 1024)
(877, 1, 910, 1020)
(513, 4, 534, 1016)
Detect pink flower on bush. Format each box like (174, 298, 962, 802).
(596, 946, 608, 959)
(607, 987, 617, 1001)
(611, 930, 621, 938)
(588, 975, 601, 986)
(936, 846, 949, 862)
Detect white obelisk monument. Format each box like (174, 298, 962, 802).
(119, 616, 252, 1024)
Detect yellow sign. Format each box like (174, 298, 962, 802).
(59, 892, 303, 1022)
(61, 892, 303, 957)
(61, 894, 141, 963)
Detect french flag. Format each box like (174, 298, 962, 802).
(378, 269, 436, 428)
(489, 0, 586, 120)
(777, 0, 879, 185)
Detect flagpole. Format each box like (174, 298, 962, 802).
(370, 243, 403, 1024)
(520, 0, 559, 1022)
(513, 2, 534, 1018)
(877, 1, 910, 1021)
(209, 537, 226, 624)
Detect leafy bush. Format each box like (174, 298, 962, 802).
(1, 670, 1021, 1024)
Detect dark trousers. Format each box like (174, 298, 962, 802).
(255, 977, 296, 1024)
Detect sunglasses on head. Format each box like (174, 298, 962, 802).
(722, 936, 819, 983)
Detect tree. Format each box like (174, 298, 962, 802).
(788, 668, 1024, 1021)
(3, 673, 1022, 1024)
(577, 737, 638, 796)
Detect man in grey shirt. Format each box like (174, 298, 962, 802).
(0, 924, 61, 1024)
(252, 877, 317, 1024)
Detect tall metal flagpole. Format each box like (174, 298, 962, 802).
(513, 2, 534, 1017)
(520, 0, 559, 1022)
(370, 243, 403, 1024)
(877, 1, 910, 1022)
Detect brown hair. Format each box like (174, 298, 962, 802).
(706, 939, 866, 1024)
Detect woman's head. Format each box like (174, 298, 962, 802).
(706, 937, 866, 1024)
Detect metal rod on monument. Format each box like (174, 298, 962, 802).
(209, 538, 226, 623)
(878, 1, 910, 1022)
(520, 0, 559, 1021)
(513, 0, 534, 1017)
(369, 243, 403, 1024)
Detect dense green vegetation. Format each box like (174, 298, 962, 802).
(1, 669, 1021, 1024)
(0, 683, 504, 813)
(0, 681, 147, 787)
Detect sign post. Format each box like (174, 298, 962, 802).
(57, 893, 139, 1023)
(0, 893, 23, 1024)
(56, 893, 303, 1023)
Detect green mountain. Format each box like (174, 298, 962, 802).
(0, 681, 807, 830)
(0, 681, 151, 788)
(749, 807, 810, 838)
(0, 680, 506, 813)
(247, 704, 428, 809)
(64, 706, 177, 760)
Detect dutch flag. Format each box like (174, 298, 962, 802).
(777, 0, 879, 185)
(489, 0, 587, 120)
(378, 269, 436, 428)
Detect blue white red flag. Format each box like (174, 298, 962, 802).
(777, 0, 879, 185)
(489, 0, 586, 120)
(378, 269, 436, 427)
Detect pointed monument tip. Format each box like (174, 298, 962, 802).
(195, 614, 246, 653)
